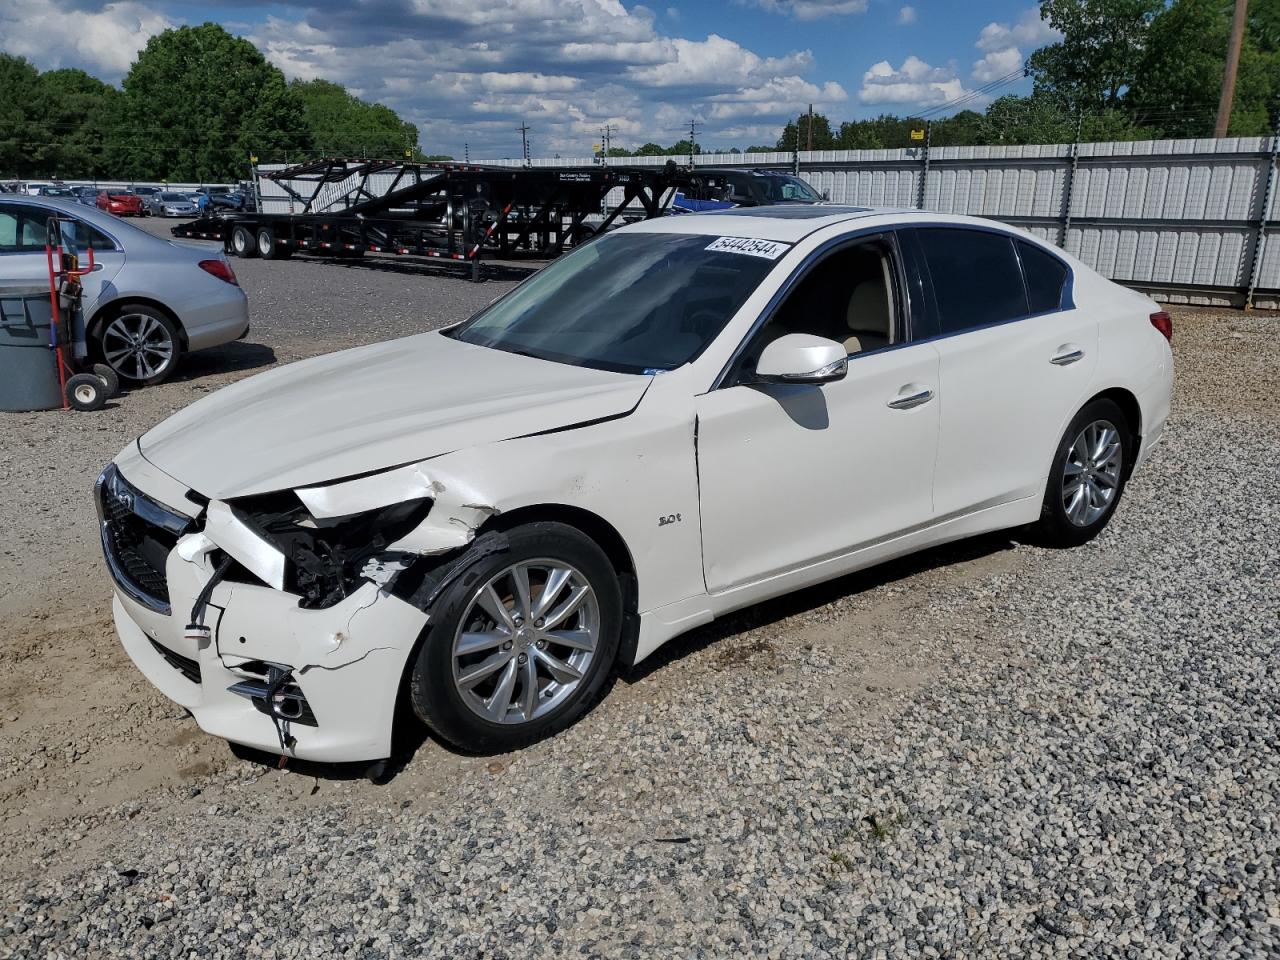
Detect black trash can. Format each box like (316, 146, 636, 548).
(0, 283, 62, 412)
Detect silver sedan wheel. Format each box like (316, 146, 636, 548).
(102, 313, 174, 381)
(451, 559, 599, 725)
(1062, 419, 1123, 526)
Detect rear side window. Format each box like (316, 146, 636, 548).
(917, 228, 1027, 335)
(1018, 241, 1069, 314)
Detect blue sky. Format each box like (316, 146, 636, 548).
(2, 0, 1061, 158)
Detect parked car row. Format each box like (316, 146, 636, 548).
(1, 182, 254, 215)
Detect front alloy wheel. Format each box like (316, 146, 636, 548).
(409, 521, 621, 752)
(451, 560, 600, 724)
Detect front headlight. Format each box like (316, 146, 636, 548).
(233, 492, 432, 609)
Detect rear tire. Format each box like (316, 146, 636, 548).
(1033, 398, 1132, 548)
(409, 522, 621, 753)
(256, 228, 291, 260)
(94, 304, 182, 385)
(230, 225, 257, 258)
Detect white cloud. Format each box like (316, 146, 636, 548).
(972, 46, 1023, 83)
(244, 0, 842, 156)
(857, 56, 971, 107)
(970, 6, 1059, 84)
(975, 6, 1061, 52)
(747, 0, 870, 21)
(0, 0, 173, 79)
(896, 6, 917, 25)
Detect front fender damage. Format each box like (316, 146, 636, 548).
(294, 461, 500, 556)
(174, 460, 508, 756)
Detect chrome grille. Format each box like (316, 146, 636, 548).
(95, 464, 192, 615)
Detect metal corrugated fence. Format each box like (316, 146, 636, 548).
(485, 136, 1280, 310)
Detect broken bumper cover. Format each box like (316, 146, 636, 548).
(102, 461, 429, 764)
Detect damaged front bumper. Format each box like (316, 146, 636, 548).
(99, 453, 432, 763)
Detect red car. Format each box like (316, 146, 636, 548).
(97, 190, 143, 216)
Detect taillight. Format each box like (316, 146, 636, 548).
(1149, 311, 1173, 343)
(199, 259, 238, 285)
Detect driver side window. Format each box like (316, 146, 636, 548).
(741, 239, 900, 376)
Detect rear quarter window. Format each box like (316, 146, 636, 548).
(1018, 240, 1069, 314)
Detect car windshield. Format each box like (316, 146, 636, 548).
(161, 193, 186, 201)
(757, 174, 822, 203)
(42, 188, 73, 196)
(451, 231, 780, 374)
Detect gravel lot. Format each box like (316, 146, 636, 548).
(1, 221, 1277, 957)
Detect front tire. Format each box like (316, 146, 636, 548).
(409, 522, 622, 753)
(1034, 398, 1131, 547)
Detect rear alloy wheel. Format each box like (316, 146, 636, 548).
(231, 225, 257, 258)
(1034, 398, 1131, 547)
(97, 305, 181, 385)
(410, 522, 621, 752)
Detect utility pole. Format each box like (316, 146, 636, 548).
(518, 122, 531, 166)
(688, 117, 700, 166)
(1215, 0, 1249, 138)
(806, 103, 814, 152)
(600, 124, 614, 165)
(464, 142, 469, 164)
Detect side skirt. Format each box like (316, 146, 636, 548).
(631, 494, 1040, 664)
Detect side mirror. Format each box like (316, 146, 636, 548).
(753, 333, 847, 385)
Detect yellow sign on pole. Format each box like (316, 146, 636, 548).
(909, 128, 925, 142)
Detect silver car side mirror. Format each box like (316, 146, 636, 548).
(753, 333, 848, 385)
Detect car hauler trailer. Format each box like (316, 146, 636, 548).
(171, 158, 726, 280)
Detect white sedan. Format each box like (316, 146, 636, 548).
(97, 208, 1172, 762)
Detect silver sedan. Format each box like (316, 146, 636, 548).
(0, 195, 249, 384)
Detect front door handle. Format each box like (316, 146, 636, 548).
(1050, 344, 1084, 366)
(887, 385, 934, 410)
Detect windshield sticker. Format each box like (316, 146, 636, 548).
(705, 236, 791, 260)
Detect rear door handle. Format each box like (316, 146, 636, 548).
(1050, 345, 1084, 366)
(887, 385, 934, 410)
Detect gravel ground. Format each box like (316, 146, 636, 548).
(1, 228, 1277, 958)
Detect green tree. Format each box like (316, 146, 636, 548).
(777, 112, 836, 150)
(0, 54, 42, 178)
(31, 69, 119, 179)
(114, 23, 307, 181)
(744, 144, 776, 153)
(1027, 0, 1164, 109)
(1129, 0, 1279, 137)
(291, 79, 418, 157)
(835, 114, 914, 149)
(667, 138, 701, 156)
(633, 142, 667, 156)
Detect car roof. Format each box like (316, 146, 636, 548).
(624, 205, 902, 242)
(622, 207, 1042, 244)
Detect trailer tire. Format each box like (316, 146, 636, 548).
(231, 225, 258, 258)
(257, 228, 291, 260)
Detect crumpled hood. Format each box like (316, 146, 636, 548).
(139, 331, 650, 500)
